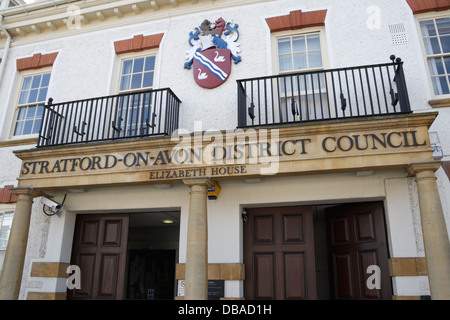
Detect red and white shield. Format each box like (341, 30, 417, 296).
(193, 48, 231, 89)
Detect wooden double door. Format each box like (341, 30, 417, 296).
(244, 202, 391, 300)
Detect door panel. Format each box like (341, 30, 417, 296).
(254, 216, 274, 244)
(244, 206, 316, 300)
(358, 250, 381, 299)
(98, 254, 119, 298)
(254, 253, 275, 299)
(68, 214, 129, 300)
(80, 220, 99, 246)
(333, 252, 353, 299)
(283, 214, 304, 243)
(76, 254, 96, 298)
(284, 252, 306, 299)
(326, 202, 391, 300)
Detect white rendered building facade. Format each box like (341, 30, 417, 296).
(0, 0, 449, 300)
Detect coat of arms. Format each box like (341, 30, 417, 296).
(184, 18, 242, 89)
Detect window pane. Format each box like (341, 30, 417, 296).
(129, 108, 139, 124)
(23, 120, 33, 135)
(428, 57, 445, 75)
(0, 230, 9, 248)
(144, 92, 152, 106)
(133, 58, 145, 73)
(308, 52, 323, 68)
(441, 35, 450, 53)
(307, 34, 321, 51)
(424, 37, 441, 55)
(22, 76, 32, 90)
(41, 73, 51, 87)
(36, 105, 44, 118)
(19, 91, 29, 105)
(145, 56, 155, 71)
(143, 72, 154, 88)
(131, 73, 143, 89)
(33, 119, 42, 134)
(436, 18, 450, 35)
(120, 75, 130, 91)
(431, 76, 450, 95)
(17, 107, 26, 120)
(2, 213, 13, 229)
(143, 106, 151, 120)
(122, 60, 133, 75)
(278, 38, 292, 54)
(28, 89, 38, 103)
(445, 57, 450, 74)
(293, 53, 307, 70)
(420, 20, 437, 37)
(38, 88, 48, 102)
(31, 75, 41, 89)
(14, 122, 24, 136)
(279, 55, 292, 72)
(26, 106, 37, 119)
(292, 36, 306, 52)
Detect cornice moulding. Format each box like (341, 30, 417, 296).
(0, 0, 274, 43)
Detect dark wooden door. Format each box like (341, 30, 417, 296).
(326, 202, 392, 300)
(68, 214, 129, 300)
(244, 206, 316, 300)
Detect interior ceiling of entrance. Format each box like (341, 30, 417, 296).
(129, 211, 180, 227)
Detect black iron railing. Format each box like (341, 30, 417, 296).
(237, 56, 411, 128)
(37, 88, 181, 147)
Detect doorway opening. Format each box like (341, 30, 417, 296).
(68, 211, 180, 300)
(244, 201, 392, 300)
(125, 211, 180, 300)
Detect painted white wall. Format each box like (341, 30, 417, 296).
(0, 0, 447, 299)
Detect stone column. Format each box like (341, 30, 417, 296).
(407, 162, 450, 300)
(183, 178, 214, 300)
(0, 188, 40, 300)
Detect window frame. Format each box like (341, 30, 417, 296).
(0, 206, 14, 276)
(0, 209, 14, 249)
(8, 67, 53, 140)
(271, 27, 329, 75)
(415, 11, 450, 100)
(112, 49, 159, 95)
(270, 27, 331, 122)
(111, 49, 159, 137)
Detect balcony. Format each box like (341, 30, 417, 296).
(37, 88, 181, 147)
(237, 56, 412, 128)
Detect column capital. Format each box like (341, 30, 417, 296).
(183, 178, 215, 188)
(406, 161, 442, 177)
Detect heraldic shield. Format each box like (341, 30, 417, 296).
(193, 48, 231, 89)
(184, 18, 242, 89)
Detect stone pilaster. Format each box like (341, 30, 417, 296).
(183, 178, 214, 300)
(0, 188, 42, 300)
(407, 162, 450, 300)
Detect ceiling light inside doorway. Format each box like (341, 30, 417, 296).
(162, 219, 174, 224)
